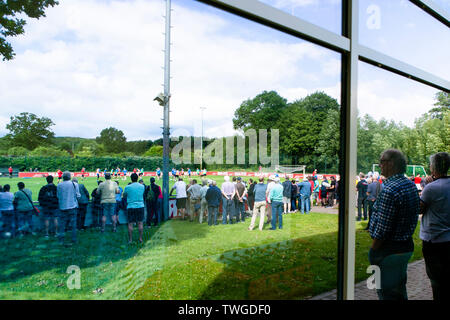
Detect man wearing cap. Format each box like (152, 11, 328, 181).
(269, 177, 284, 230)
(221, 176, 235, 224)
(97, 172, 120, 232)
(56, 171, 81, 246)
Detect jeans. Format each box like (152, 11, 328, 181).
(300, 194, 311, 214)
(1, 210, 15, 237)
(77, 203, 88, 230)
(357, 197, 368, 220)
(422, 240, 450, 300)
(208, 206, 218, 226)
(146, 200, 158, 226)
(271, 201, 283, 229)
(367, 200, 375, 228)
(234, 200, 245, 222)
(91, 204, 102, 228)
(57, 208, 77, 243)
(222, 196, 234, 224)
(291, 197, 297, 211)
(17, 210, 33, 234)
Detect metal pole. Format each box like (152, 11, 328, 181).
(200, 107, 206, 170)
(162, 0, 171, 221)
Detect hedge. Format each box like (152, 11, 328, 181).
(0, 156, 175, 172)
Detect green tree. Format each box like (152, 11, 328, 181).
(233, 90, 288, 131)
(30, 146, 69, 157)
(5, 112, 55, 150)
(428, 91, 450, 120)
(144, 145, 163, 157)
(1, 0, 59, 61)
(95, 127, 127, 154)
(7, 146, 29, 156)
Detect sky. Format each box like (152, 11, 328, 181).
(0, 0, 448, 141)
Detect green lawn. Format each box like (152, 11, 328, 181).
(0, 212, 423, 300)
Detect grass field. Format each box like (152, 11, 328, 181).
(0, 209, 423, 300)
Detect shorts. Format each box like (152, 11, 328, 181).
(42, 208, 58, 219)
(102, 203, 116, 217)
(282, 197, 290, 204)
(127, 207, 145, 223)
(176, 197, 187, 209)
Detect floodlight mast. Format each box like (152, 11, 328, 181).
(162, 0, 171, 221)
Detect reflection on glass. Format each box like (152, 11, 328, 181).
(258, 0, 342, 34)
(359, 0, 450, 80)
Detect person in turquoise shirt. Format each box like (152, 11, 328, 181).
(123, 173, 145, 243)
(269, 177, 284, 230)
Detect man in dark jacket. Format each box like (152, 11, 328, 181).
(91, 181, 103, 228)
(38, 175, 59, 238)
(145, 177, 161, 227)
(247, 179, 256, 212)
(205, 180, 221, 226)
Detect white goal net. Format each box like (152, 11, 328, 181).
(274, 165, 306, 175)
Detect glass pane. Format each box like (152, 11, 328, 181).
(359, 0, 450, 80)
(356, 61, 443, 300)
(258, 0, 342, 34)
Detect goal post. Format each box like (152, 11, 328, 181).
(274, 165, 306, 176)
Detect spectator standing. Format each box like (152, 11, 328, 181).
(247, 179, 256, 213)
(123, 173, 145, 243)
(356, 173, 369, 221)
(205, 180, 221, 226)
(115, 181, 123, 225)
(38, 175, 59, 238)
(0, 184, 15, 237)
(327, 176, 336, 207)
(57, 172, 81, 246)
(298, 178, 312, 214)
(156, 183, 163, 222)
(13, 182, 34, 236)
(320, 178, 329, 207)
(282, 177, 292, 214)
(265, 176, 275, 224)
(269, 177, 283, 230)
(290, 180, 298, 212)
(234, 177, 247, 223)
(248, 177, 267, 231)
(312, 177, 320, 206)
(8, 166, 13, 179)
(187, 179, 202, 223)
(419, 152, 450, 300)
(97, 173, 119, 232)
(170, 178, 187, 220)
(145, 177, 161, 227)
(368, 149, 420, 300)
(73, 178, 89, 231)
(221, 176, 235, 224)
(199, 180, 209, 224)
(364, 177, 382, 231)
(91, 181, 103, 228)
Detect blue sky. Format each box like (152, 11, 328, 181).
(0, 0, 447, 141)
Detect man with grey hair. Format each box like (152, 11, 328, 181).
(97, 172, 119, 232)
(199, 179, 209, 224)
(368, 149, 420, 300)
(419, 152, 450, 300)
(57, 171, 81, 246)
(221, 176, 235, 224)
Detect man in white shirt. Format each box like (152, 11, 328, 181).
(170, 177, 187, 219)
(221, 176, 236, 224)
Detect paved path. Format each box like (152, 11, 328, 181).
(310, 259, 433, 300)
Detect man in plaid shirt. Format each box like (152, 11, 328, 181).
(368, 149, 420, 300)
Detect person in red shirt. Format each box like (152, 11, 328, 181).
(8, 166, 13, 179)
(81, 167, 86, 181)
(57, 169, 63, 183)
(414, 174, 422, 191)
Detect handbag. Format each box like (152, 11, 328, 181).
(21, 190, 40, 216)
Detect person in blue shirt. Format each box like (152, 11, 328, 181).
(122, 168, 127, 181)
(115, 181, 123, 225)
(123, 173, 145, 244)
(156, 167, 161, 180)
(298, 178, 312, 214)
